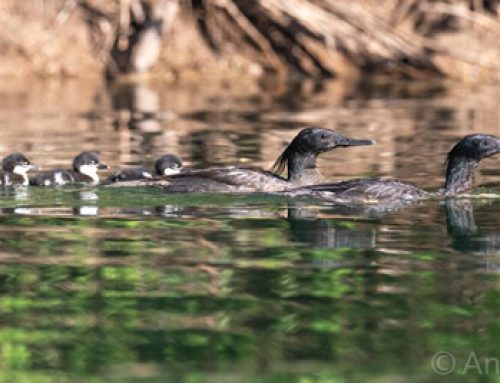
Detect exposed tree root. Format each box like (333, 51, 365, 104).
(1, 0, 500, 81)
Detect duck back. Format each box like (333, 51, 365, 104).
(156, 167, 290, 193)
(31, 170, 74, 186)
(106, 167, 153, 183)
(289, 178, 431, 203)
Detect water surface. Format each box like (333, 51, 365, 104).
(0, 78, 499, 382)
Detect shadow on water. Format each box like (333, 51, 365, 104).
(0, 78, 499, 382)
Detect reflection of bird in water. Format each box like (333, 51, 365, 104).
(74, 190, 99, 216)
(153, 204, 281, 219)
(287, 204, 376, 249)
(445, 198, 478, 236)
(445, 198, 500, 257)
(284, 197, 418, 218)
(0, 185, 37, 215)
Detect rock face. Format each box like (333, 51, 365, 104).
(2, 0, 500, 81)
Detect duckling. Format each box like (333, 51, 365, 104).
(32, 151, 108, 186)
(106, 154, 182, 183)
(0, 153, 36, 186)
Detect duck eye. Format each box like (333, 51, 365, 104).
(320, 134, 328, 140)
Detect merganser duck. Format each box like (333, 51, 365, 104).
(105, 154, 182, 183)
(150, 127, 374, 193)
(285, 134, 500, 203)
(0, 153, 36, 186)
(31, 151, 108, 186)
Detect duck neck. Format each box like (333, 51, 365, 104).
(444, 156, 479, 195)
(287, 152, 324, 185)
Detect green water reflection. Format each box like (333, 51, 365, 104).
(1, 77, 500, 382)
(0, 187, 497, 382)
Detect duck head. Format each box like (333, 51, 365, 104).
(155, 154, 183, 176)
(2, 153, 36, 185)
(3, 152, 36, 174)
(288, 127, 374, 152)
(448, 134, 500, 161)
(445, 134, 500, 194)
(73, 151, 108, 182)
(271, 127, 374, 180)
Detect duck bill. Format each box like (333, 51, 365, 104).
(492, 139, 500, 156)
(98, 163, 108, 170)
(482, 138, 500, 158)
(29, 164, 39, 171)
(337, 135, 375, 147)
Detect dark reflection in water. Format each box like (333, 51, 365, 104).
(445, 198, 500, 258)
(287, 204, 376, 249)
(0, 78, 499, 382)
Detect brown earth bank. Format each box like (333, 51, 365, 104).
(2, 0, 500, 83)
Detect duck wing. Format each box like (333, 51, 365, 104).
(290, 178, 429, 203)
(31, 169, 74, 186)
(154, 166, 289, 192)
(105, 167, 153, 183)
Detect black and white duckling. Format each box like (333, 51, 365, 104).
(145, 127, 374, 193)
(105, 154, 182, 183)
(285, 134, 500, 203)
(32, 151, 108, 186)
(0, 153, 36, 186)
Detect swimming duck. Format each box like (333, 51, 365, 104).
(285, 134, 500, 203)
(149, 127, 374, 193)
(31, 151, 108, 186)
(105, 154, 182, 183)
(0, 153, 36, 186)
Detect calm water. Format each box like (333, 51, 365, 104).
(0, 78, 499, 382)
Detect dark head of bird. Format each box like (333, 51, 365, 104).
(444, 134, 500, 194)
(155, 154, 183, 176)
(270, 127, 374, 181)
(2, 153, 34, 174)
(73, 151, 108, 182)
(73, 152, 108, 172)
